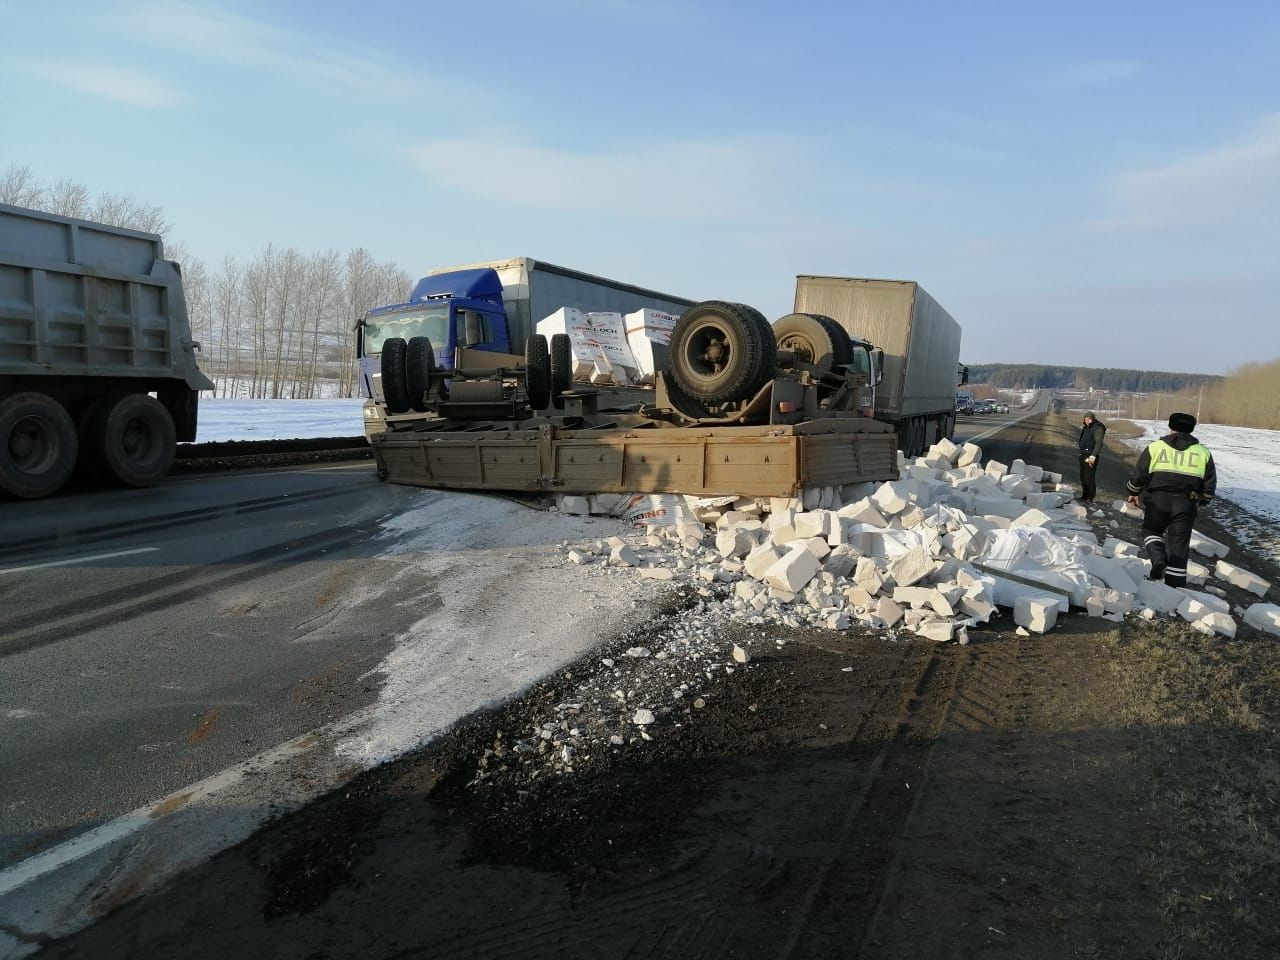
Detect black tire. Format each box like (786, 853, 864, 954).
(669, 301, 775, 404)
(549, 333, 572, 409)
(0, 392, 78, 499)
(772, 313, 837, 375)
(810, 314, 855, 370)
(82, 393, 175, 488)
(380, 337, 411, 414)
(525, 335, 551, 410)
(406, 337, 436, 412)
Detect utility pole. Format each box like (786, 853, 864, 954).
(1155, 393, 1160, 421)
(1197, 383, 1204, 421)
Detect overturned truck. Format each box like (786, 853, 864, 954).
(369, 301, 900, 499)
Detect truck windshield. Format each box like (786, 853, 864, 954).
(362, 307, 449, 356)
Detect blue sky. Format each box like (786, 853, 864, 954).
(2, 0, 1277, 374)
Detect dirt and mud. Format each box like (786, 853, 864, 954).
(37, 413, 1280, 959)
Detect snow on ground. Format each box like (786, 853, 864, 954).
(195, 399, 364, 442)
(1128, 420, 1280, 563)
(336, 493, 663, 768)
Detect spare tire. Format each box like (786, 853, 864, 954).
(810, 314, 855, 370)
(0, 392, 77, 499)
(406, 337, 437, 412)
(549, 333, 572, 409)
(525, 335, 551, 410)
(773, 312, 839, 375)
(380, 337, 411, 414)
(669, 301, 775, 404)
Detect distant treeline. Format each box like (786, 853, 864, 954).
(968, 364, 1221, 393)
(1131, 359, 1280, 430)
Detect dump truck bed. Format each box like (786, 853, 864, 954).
(372, 416, 898, 498)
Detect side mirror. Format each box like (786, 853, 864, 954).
(463, 312, 484, 347)
(958, 364, 970, 386)
(872, 347, 885, 385)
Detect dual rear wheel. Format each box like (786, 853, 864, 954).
(0, 391, 175, 499)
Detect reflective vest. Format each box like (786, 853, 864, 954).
(1146, 439, 1210, 479)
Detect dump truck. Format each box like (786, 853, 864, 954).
(0, 202, 213, 498)
(793, 276, 964, 457)
(369, 300, 899, 499)
(356, 257, 694, 438)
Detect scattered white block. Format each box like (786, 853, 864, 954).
(639, 567, 675, 580)
(1137, 580, 1184, 614)
(1190, 530, 1229, 559)
(763, 545, 822, 593)
(956, 442, 982, 467)
(1197, 611, 1236, 638)
(1014, 596, 1059, 633)
(744, 543, 785, 580)
(1013, 508, 1054, 529)
(795, 510, 833, 540)
(837, 497, 888, 528)
(872, 481, 912, 516)
(871, 596, 904, 628)
(1242, 603, 1280, 638)
(1214, 560, 1270, 598)
(1112, 499, 1144, 519)
(888, 547, 935, 588)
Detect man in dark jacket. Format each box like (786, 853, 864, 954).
(1077, 412, 1106, 505)
(1126, 412, 1217, 588)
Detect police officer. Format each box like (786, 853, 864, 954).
(1126, 412, 1216, 588)
(1077, 411, 1106, 505)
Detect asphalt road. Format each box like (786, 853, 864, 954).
(951, 391, 1050, 445)
(0, 462, 434, 871)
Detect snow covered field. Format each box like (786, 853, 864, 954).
(1130, 420, 1280, 563)
(195, 399, 364, 442)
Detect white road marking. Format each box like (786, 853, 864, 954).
(0, 547, 159, 576)
(0, 724, 339, 899)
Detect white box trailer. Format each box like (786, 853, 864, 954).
(794, 276, 963, 455)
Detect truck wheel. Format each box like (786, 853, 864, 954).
(406, 337, 437, 412)
(669, 301, 774, 404)
(773, 313, 838, 375)
(380, 337, 411, 414)
(82, 394, 176, 487)
(0, 392, 78, 499)
(525, 335, 551, 410)
(810, 314, 855, 370)
(549, 334, 572, 409)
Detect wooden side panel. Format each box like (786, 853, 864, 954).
(373, 423, 895, 497)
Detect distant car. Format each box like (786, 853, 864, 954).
(971, 400, 995, 414)
(993, 402, 1009, 413)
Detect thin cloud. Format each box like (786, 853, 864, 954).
(409, 136, 815, 223)
(117, 0, 487, 105)
(1086, 114, 1280, 232)
(1051, 59, 1146, 88)
(15, 60, 181, 108)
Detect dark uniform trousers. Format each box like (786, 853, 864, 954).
(1079, 457, 1098, 501)
(1141, 491, 1197, 588)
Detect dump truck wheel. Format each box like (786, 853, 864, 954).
(81, 393, 175, 488)
(810, 314, 855, 370)
(525, 335, 551, 410)
(773, 313, 837, 375)
(0, 392, 78, 499)
(669, 301, 774, 403)
(549, 333, 572, 409)
(380, 337, 411, 414)
(406, 337, 437, 412)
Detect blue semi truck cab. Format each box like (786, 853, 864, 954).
(356, 267, 515, 405)
(357, 257, 695, 436)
